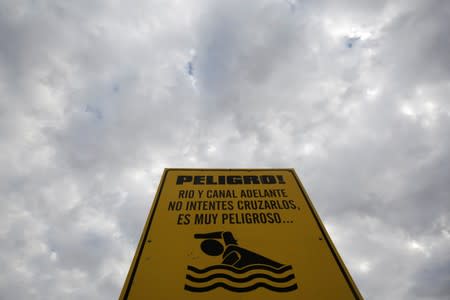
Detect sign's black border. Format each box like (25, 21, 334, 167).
(120, 168, 363, 299)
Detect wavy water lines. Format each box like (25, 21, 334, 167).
(185, 264, 298, 293)
(185, 282, 298, 292)
(186, 273, 295, 283)
(187, 264, 293, 274)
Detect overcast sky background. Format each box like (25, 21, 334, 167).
(1, 0, 449, 299)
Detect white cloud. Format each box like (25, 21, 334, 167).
(0, 0, 449, 299)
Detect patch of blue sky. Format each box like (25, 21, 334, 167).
(187, 61, 194, 76)
(85, 104, 103, 120)
(346, 36, 361, 48)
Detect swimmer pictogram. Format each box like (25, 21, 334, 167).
(185, 231, 298, 292)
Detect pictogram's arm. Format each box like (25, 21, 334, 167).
(194, 231, 238, 245)
(194, 232, 223, 239)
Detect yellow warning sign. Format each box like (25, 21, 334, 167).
(119, 169, 363, 299)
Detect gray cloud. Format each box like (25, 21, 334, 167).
(0, 0, 448, 299)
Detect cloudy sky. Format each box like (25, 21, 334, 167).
(1, 0, 449, 299)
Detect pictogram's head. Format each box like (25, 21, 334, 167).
(200, 239, 224, 256)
